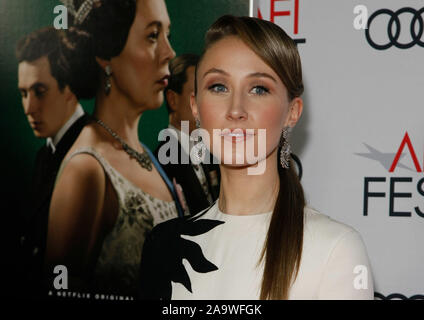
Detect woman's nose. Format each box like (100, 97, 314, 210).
(162, 35, 176, 63)
(226, 93, 248, 121)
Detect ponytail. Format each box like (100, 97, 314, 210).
(259, 152, 305, 299)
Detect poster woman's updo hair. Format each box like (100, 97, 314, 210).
(195, 15, 305, 300)
(61, 0, 137, 99)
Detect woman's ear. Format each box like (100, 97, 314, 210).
(285, 97, 303, 128)
(95, 57, 110, 71)
(190, 93, 199, 119)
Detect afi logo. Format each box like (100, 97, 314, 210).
(252, 0, 306, 45)
(358, 132, 424, 218)
(390, 132, 422, 172)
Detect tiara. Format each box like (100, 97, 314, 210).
(61, 0, 102, 25)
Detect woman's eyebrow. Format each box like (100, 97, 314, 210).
(247, 72, 277, 83)
(202, 69, 277, 83)
(145, 21, 162, 30)
(202, 68, 229, 79)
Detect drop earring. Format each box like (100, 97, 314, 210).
(105, 65, 112, 95)
(191, 118, 206, 163)
(280, 126, 292, 169)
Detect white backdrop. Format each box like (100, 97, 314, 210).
(251, 0, 424, 299)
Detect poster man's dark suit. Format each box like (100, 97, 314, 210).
(19, 113, 90, 295)
(155, 133, 220, 216)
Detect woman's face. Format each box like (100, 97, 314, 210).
(192, 36, 302, 170)
(110, 0, 175, 110)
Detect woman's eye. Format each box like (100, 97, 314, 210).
(148, 31, 159, 41)
(208, 84, 227, 93)
(250, 86, 269, 95)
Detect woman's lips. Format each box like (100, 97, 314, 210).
(157, 75, 170, 87)
(220, 128, 255, 143)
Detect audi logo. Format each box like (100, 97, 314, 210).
(365, 7, 424, 50)
(374, 292, 424, 300)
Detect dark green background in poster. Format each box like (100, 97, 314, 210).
(0, 0, 248, 296)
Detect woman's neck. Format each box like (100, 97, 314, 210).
(218, 149, 280, 215)
(94, 87, 143, 150)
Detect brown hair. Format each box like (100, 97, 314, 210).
(16, 27, 69, 92)
(196, 15, 305, 299)
(60, 0, 137, 99)
(165, 53, 200, 114)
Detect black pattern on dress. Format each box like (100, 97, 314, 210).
(138, 205, 224, 300)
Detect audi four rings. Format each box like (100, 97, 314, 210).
(365, 7, 424, 50)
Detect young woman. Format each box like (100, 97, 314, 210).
(45, 0, 181, 297)
(139, 15, 374, 300)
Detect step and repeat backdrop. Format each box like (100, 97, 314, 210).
(1, 0, 422, 299)
(251, 0, 423, 299)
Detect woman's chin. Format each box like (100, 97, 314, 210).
(136, 97, 164, 112)
(221, 162, 252, 169)
(150, 96, 164, 110)
(219, 156, 262, 168)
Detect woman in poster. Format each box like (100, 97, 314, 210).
(45, 0, 180, 297)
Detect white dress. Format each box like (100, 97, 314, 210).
(140, 200, 374, 300)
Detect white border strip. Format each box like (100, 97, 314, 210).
(249, 0, 254, 17)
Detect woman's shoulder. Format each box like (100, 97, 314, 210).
(298, 206, 374, 299)
(304, 206, 354, 230)
(59, 122, 118, 174)
(56, 148, 105, 185)
(302, 206, 365, 251)
(56, 144, 106, 182)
